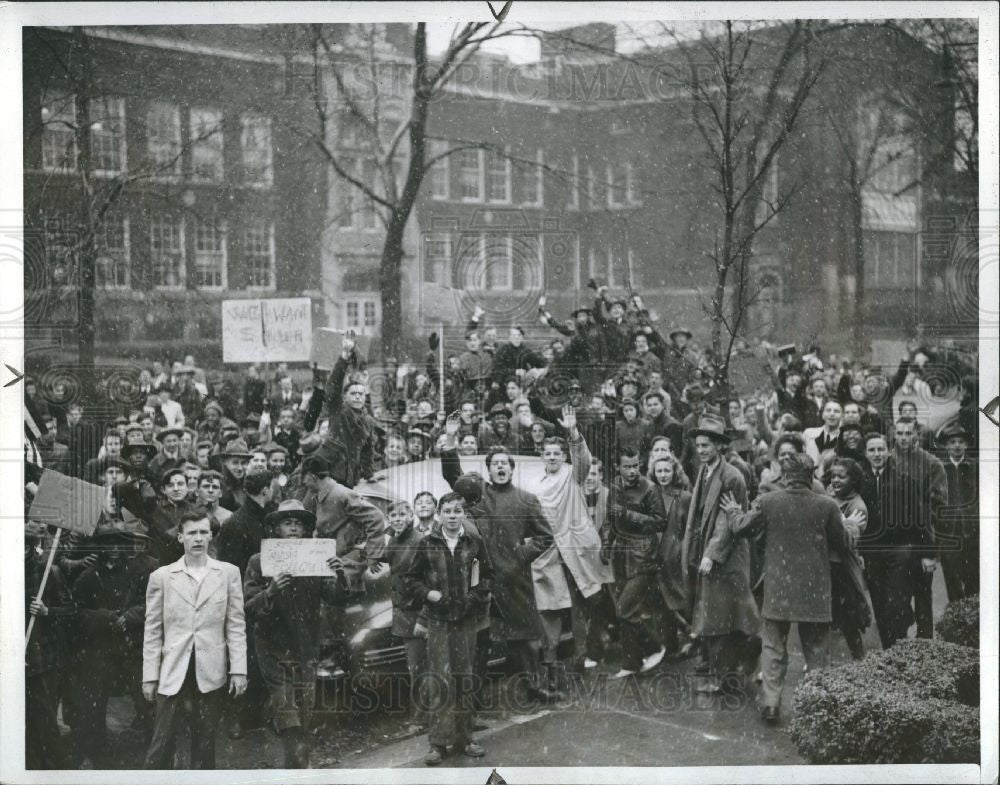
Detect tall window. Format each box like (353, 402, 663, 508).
(521, 149, 544, 206)
(486, 149, 511, 203)
(484, 234, 513, 290)
(864, 230, 917, 289)
(240, 114, 273, 186)
(194, 219, 226, 289)
(429, 140, 450, 200)
(244, 221, 275, 289)
(345, 296, 380, 331)
(95, 215, 129, 288)
(607, 162, 626, 207)
(146, 101, 181, 175)
(149, 215, 185, 288)
(458, 148, 484, 201)
(190, 108, 224, 181)
(40, 91, 77, 172)
(569, 154, 579, 209)
(586, 164, 597, 210)
(90, 97, 127, 175)
(625, 161, 638, 204)
(423, 233, 451, 285)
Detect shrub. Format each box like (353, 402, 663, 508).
(938, 594, 979, 649)
(789, 639, 979, 764)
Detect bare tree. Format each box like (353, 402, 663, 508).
(25, 26, 223, 397)
(664, 21, 827, 396)
(282, 21, 538, 357)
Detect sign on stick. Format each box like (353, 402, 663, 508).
(27, 470, 104, 536)
(222, 298, 312, 363)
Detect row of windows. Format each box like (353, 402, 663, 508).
(426, 145, 641, 212)
(42, 213, 276, 290)
(421, 232, 640, 292)
(40, 91, 273, 185)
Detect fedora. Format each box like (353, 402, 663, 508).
(692, 414, 730, 444)
(264, 499, 317, 530)
(298, 433, 322, 457)
(670, 327, 693, 341)
(155, 427, 185, 442)
(221, 438, 253, 459)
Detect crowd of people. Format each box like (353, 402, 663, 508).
(22, 283, 982, 769)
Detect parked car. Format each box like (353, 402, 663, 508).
(317, 455, 565, 683)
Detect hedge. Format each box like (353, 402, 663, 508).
(938, 594, 979, 649)
(789, 638, 979, 764)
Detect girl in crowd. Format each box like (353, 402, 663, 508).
(651, 453, 692, 657)
(826, 456, 874, 660)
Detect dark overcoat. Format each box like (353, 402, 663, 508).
(681, 459, 760, 638)
(729, 486, 849, 622)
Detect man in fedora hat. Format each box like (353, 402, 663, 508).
(146, 427, 185, 486)
(592, 284, 631, 372)
(679, 384, 711, 481)
(243, 499, 349, 768)
(220, 438, 253, 512)
(663, 327, 698, 391)
(73, 515, 158, 764)
(538, 296, 608, 391)
(285, 433, 322, 501)
(937, 423, 978, 600)
(682, 414, 760, 694)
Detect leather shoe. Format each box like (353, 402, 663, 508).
(425, 746, 445, 766)
(761, 706, 780, 724)
(463, 742, 486, 758)
(226, 719, 245, 740)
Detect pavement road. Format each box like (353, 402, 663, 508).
(89, 570, 949, 770)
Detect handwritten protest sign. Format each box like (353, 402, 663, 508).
(260, 538, 339, 577)
(222, 297, 312, 363)
(27, 470, 104, 536)
(311, 328, 372, 370)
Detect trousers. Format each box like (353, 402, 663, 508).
(615, 571, 669, 672)
(426, 617, 477, 749)
(26, 670, 65, 770)
(255, 637, 317, 734)
(759, 619, 831, 710)
(144, 659, 223, 769)
(538, 565, 610, 662)
(866, 550, 934, 648)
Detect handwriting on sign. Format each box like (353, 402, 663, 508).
(222, 297, 313, 363)
(260, 538, 338, 577)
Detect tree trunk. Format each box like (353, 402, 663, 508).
(75, 27, 96, 404)
(849, 176, 866, 352)
(379, 216, 406, 357)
